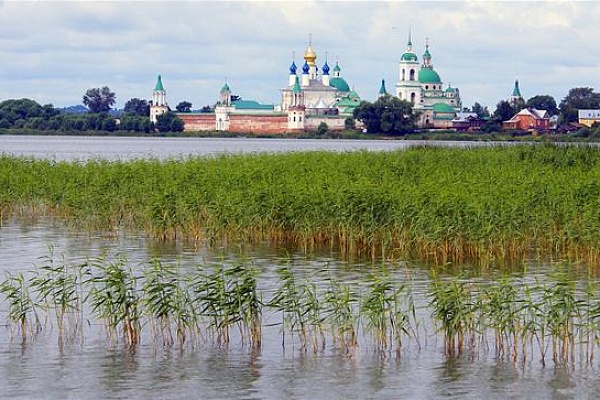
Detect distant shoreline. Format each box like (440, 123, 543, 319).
(1, 128, 599, 143)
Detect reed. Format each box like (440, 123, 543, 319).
(86, 258, 141, 347)
(3, 145, 600, 266)
(6, 253, 600, 367)
(0, 272, 40, 343)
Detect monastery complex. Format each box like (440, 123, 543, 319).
(150, 34, 464, 133)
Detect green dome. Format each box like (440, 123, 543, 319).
(220, 82, 230, 93)
(418, 68, 441, 84)
(329, 77, 350, 92)
(401, 52, 418, 62)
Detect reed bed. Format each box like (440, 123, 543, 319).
(4, 256, 600, 367)
(2, 144, 600, 266)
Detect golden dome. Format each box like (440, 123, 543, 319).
(304, 45, 317, 67)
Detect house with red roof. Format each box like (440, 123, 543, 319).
(502, 108, 551, 131)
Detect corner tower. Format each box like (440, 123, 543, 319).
(150, 74, 169, 124)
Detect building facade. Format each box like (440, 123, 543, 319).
(173, 39, 361, 134)
(395, 34, 462, 128)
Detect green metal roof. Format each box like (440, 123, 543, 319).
(154, 75, 164, 91)
(292, 76, 302, 94)
(379, 79, 387, 95)
(231, 99, 274, 110)
(512, 79, 522, 97)
(418, 68, 441, 84)
(329, 77, 350, 92)
(220, 82, 230, 93)
(432, 103, 456, 113)
(401, 52, 418, 62)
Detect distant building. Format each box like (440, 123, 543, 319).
(173, 38, 362, 134)
(578, 109, 600, 127)
(150, 75, 168, 124)
(451, 112, 487, 131)
(395, 33, 462, 128)
(508, 79, 525, 110)
(503, 108, 550, 131)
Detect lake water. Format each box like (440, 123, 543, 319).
(0, 136, 598, 399)
(0, 134, 495, 161)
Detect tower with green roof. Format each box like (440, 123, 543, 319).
(509, 79, 525, 109)
(395, 32, 422, 105)
(150, 74, 169, 124)
(395, 33, 462, 128)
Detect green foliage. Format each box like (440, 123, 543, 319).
(175, 101, 193, 113)
(123, 98, 150, 116)
(492, 100, 516, 123)
(82, 86, 116, 113)
(353, 95, 418, 135)
(156, 111, 184, 133)
(526, 95, 558, 115)
(316, 121, 329, 136)
(559, 87, 600, 123)
(4, 145, 600, 265)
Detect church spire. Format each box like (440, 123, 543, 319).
(379, 78, 388, 97)
(512, 79, 522, 97)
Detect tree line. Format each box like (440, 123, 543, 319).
(0, 86, 187, 134)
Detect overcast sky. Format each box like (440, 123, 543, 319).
(0, 0, 598, 111)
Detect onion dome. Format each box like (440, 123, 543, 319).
(302, 61, 310, 74)
(322, 61, 330, 75)
(289, 61, 297, 75)
(304, 44, 317, 66)
(329, 77, 350, 92)
(401, 51, 418, 62)
(423, 46, 431, 62)
(418, 68, 441, 84)
(220, 82, 230, 93)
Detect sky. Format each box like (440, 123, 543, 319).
(0, 0, 599, 111)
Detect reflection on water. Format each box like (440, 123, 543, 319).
(2, 217, 600, 399)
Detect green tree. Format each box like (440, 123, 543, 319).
(471, 102, 486, 118)
(83, 86, 116, 113)
(492, 100, 516, 123)
(0, 98, 45, 126)
(559, 87, 600, 123)
(175, 101, 193, 113)
(353, 95, 418, 135)
(344, 117, 356, 130)
(123, 98, 150, 116)
(155, 111, 184, 133)
(526, 95, 558, 115)
(316, 122, 329, 136)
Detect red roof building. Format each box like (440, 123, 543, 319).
(502, 108, 550, 131)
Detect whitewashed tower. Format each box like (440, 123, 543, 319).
(150, 74, 169, 124)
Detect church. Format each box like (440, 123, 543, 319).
(395, 33, 462, 128)
(150, 34, 463, 133)
(152, 39, 362, 134)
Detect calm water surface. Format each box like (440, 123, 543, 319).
(0, 136, 598, 399)
(0, 134, 495, 161)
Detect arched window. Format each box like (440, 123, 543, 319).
(411, 92, 416, 104)
(410, 69, 415, 81)
(402, 69, 405, 81)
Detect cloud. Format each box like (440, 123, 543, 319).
(0, 0, 598, 111)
